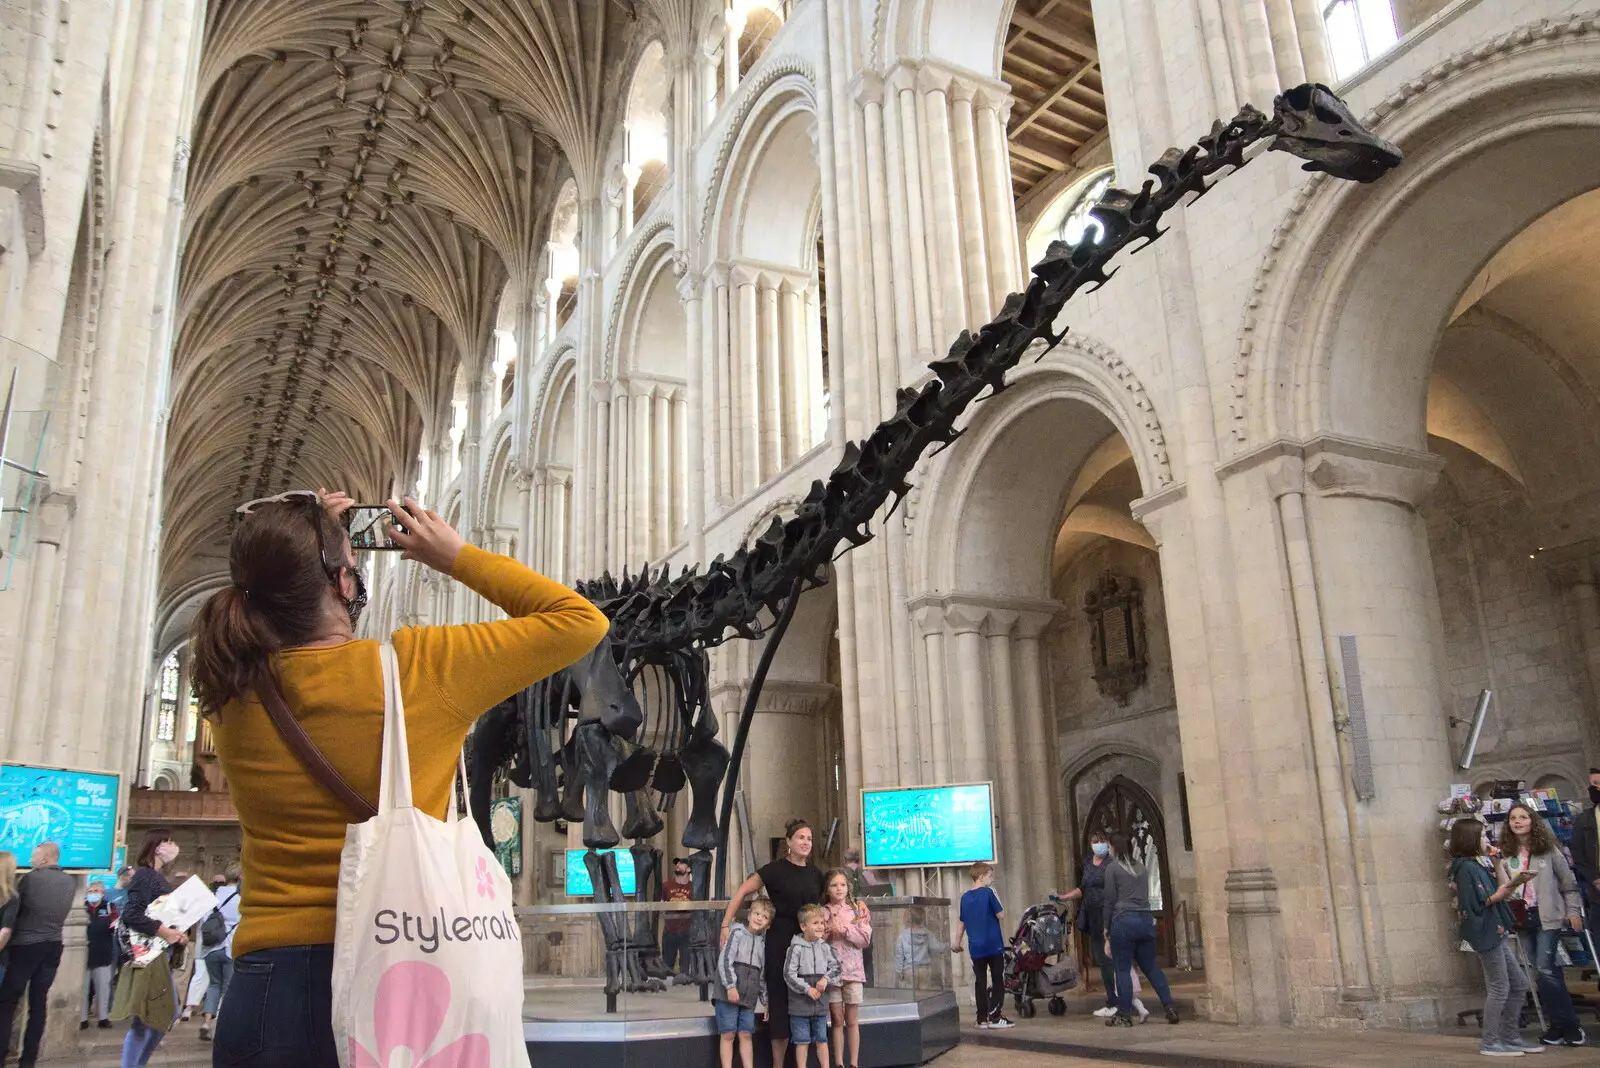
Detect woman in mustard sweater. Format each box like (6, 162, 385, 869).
(190, 491, 608, 1066)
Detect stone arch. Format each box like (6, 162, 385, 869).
(601, 221, 678, 379)
(870, 0, 1017, 80)
(699, 65, 820, 247)
(913, 337, 1172, 598)
(1240, 13, 1600, 452)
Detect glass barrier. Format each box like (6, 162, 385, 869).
(517, 897, 952, 1019)
(0, 336, 60, 591)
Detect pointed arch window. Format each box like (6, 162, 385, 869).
(157, 652, 179, 742)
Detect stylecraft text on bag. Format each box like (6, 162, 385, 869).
(372, 907, 520, 954)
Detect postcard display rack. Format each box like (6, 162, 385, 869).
(1440, 781, 1600, 1029)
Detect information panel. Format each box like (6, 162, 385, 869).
(0, 763, 121, 871)
(565, 848, 637, 896)
(861, 782, 995, 868)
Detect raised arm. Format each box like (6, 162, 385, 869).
(721, 872, 764, 944)
(396, 535, 609, 724)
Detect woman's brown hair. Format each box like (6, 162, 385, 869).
(1448, 818, 1487, 858)
(1501, 803, 1558, 858)
(189, 498, 347, 716)
(781, 818, 812, 862)
(134, 828, 174, 869)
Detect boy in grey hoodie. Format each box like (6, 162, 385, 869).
(715, 899, 774, 1068)
(784, 904, 843, 1065)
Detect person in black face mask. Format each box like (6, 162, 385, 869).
(1569, 768, 1600, 940)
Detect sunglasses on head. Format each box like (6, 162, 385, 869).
(234, 490, 367, 611)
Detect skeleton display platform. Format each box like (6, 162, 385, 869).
(517, 897, 957, 1068)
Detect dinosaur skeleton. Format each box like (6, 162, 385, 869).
(468, 83, 1401, 1001)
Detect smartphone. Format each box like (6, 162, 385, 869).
(345, 505, 406, 551)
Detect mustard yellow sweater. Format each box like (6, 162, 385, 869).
(212, 546, 609, 958)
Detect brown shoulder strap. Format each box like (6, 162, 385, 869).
(257, 672, 378, 822)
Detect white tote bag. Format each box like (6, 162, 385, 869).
(331, 643, 529, 1068)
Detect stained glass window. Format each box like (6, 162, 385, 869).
(156, 653, 179, 742)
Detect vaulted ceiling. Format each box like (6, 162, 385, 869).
(162, 0, 681, 592)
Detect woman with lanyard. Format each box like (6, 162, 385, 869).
(110, 829, 191, 1067)
(723, 819, 825, 1068)
(1050, 830, 1117, 1017)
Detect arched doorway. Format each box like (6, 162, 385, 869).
(1082, 775, 1174, 963)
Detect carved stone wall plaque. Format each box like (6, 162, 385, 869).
(1084, 572, 1147, 704)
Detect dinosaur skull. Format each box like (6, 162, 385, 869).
(1270, 83, 1401, 184)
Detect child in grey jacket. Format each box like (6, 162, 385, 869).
(715, 899, 774, 1068)
(784, 904, 843, 1065)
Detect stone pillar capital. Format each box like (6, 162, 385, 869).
(1303, 437, 1442, 509)
(915, 62, 953, 96)
(1128, 483, 1187, 547)
(752, 680, 837, 716)
(851, 71, 885, 108)
(885, 61, 919, 95)
(944, 602, 989, 635)
(983, 608, 1019, 638)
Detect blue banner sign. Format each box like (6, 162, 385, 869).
(0, 763, 121, 871)
(565, 848, 637, 896)
(861, 783, 996, 868)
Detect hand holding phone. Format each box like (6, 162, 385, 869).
(1511, 869, 1537, 886)
(344, 504, 407, 551)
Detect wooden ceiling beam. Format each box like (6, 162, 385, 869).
(1009, 56, 1095, 140)
(1009, 139, 1071, 170)
(1010, 12, 1097, 61)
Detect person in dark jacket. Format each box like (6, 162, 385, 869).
(0, 842, 77, 1068)
(1052, 831, 1116, 1016)
(80, 883, 117, 1029)
(1449, 818, 1539, 1056)
(109, 829, 189, 1067)
(1568, 769, 1600, 938)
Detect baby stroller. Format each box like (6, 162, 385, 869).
(1004, 901, 1079, 1018)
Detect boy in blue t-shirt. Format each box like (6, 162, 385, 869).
(952, 861, 1012, 1029)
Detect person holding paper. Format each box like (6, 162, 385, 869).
(110, 829, 190, 1067)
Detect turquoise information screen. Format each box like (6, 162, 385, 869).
(861, 783, 995, 868)
(0, 763, 121, 871)
(565, 848, 637, 896)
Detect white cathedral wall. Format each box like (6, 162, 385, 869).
(375, 0, 1600, 1030)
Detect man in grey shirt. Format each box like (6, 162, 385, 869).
(0, 842, 78, 1067)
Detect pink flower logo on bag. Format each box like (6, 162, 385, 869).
(349, 960, 490, 1068)
(475, 856, 495, 900)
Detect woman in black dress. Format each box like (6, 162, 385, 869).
(723, 818, 825, 1068)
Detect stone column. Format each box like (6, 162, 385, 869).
(723, 7, 745, 104)
(514, 466, 534, 568)
(679, 270, 707, 559)
(946, 604, 991, 785)
(592, 389, 611, 571)
(778, 277, 805, 466)
(947, 79, 991, 327)
(1014, 610, 1061, 903)
(973, 85, 1022, 304)
(734, 267, 760, 495)
(984, 610, 1030, 900)
(671, 388, 688, 547)
(804, 284, 826, 446)
(887, 63, 933, 360)
(1299, 440, 1458, 1008)
(743, 682, 837, 854)
(912, 604, 953, 785)
(916, 66, 966, 342)
(1557, 559, 1600, 724)
(653, 387, 671, 558)
(633, 382, 653, 565)
(710, 266, 734, 509)
(758, 277, 782, 481)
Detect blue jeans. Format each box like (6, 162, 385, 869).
(202, 950, 233, 1017)
(1108, 912, 1172, 1017)
(213, 945, 337, 1067)
(789, 1012, 828, 1045)
(1517, 927, 1578, 1033)
(714, 999, 756, 1033)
